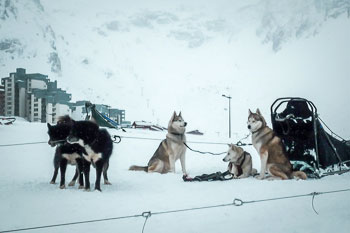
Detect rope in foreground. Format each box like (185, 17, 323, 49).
(1, 188, 349, 233)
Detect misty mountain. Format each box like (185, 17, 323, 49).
(1, 0, 349, 136)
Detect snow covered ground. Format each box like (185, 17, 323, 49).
(0, 120, 349, 233)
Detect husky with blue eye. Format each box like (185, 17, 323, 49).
(129, 111, 188, 175)
(247, 109, 307, 180)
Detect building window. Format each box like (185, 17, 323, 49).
(7, 111, 12, 115)
(34, 108, 38, 112)
(34, 113, 38, 116)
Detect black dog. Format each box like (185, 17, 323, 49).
(47, 116, 86, 189)
(67, 120, 113, 191)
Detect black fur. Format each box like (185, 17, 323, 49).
(47, 117, 86, 189)
(68, 120, 113, 191)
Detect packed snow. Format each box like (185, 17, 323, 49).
(0, 120, 349, 233)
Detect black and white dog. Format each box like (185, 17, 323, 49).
(67, 120, 113, 191)
(47, 116, 86, 189)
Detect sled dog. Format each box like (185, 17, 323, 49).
(223, 144, 257, 178)
(67, 120, 113, 191)
(47, 115, 85, 189)
(129, 111, 187, 175)
(247, 109, 307, 180)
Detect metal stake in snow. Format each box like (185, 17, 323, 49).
(141, 212, 152, 233)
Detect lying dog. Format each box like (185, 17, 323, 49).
(223, 144, 257, 178)
(247, 109, 307, 180)
(47, 115, 85, 189)
(129, 111, 187, 175)
(67, 120, 113, 191)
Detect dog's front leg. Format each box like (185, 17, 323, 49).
(232, 165, 240, 178)
(50, 166, 59, 184)
(59, 159, 68, 189)
(94, 160, 104, 191)
(257, 151, 268, 180)
(82, 160, 91, 191)
(169, 155, 176, 173)
(75, 159, 84, 189)
(180, 153, 187, 175)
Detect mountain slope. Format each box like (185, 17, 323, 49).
(1, 0, 349, 137)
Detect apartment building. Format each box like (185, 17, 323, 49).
(1, 68, 127, 125)
(0, 85, 4, 115)
(1, 68, 72, 123)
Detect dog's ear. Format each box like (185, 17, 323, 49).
(170, 111, 177, 122)
(47, 123, 52, 129)
(178, 111, 182, 118)
(236, 146, 244, 155)
(256, 108, 262, 116)
(248, 109, 253, 116)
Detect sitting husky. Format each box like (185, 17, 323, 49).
(47, 115, 85, 189)
(223, 144, 257, 178)
(67, 120, 113, 191)
(247, 109, 307, 180)
(129, 111, 187, 175)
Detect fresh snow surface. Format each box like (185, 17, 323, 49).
(0, 121, 349, 233)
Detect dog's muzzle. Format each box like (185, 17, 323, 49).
(48, 140, 56, 147)
(184, 122, 187, 127)
(247, 125, 251, 129)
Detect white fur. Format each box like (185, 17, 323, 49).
(62, 153, 80, 165)
(83, 145, 102, 163)
(247, 117, 263, 133)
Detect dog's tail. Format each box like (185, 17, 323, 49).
(129, 165, 148, 172)
(292, 171, 307, 180)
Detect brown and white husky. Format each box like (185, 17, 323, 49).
(247, 109, 307, 180)
(129, 111, 187, 175)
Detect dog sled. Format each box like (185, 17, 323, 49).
(0, 117, 16, 125)
(84, 102, 119, 128)
(271, 97, 350, 178)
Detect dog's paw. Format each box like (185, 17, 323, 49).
(68, 181, 76, 186)
(104, 181, 112, 185)
(78, 185, 85, 189)
(256, 175, 265, 180)
(59, 185, 66, 189)
(50, 181, 55, 184)
(84, 188, 91, 192)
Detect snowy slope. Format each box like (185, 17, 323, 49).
(0, 121, 350, 233)
(0, 0, 349, 137)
